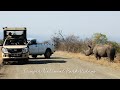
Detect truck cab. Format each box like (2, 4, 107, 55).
(1, 27, 29, 63)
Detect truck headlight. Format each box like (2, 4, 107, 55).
(22, 47, 28, 53)
(1, 47, 8, 53)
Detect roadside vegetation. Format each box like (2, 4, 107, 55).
(51, 31, 120, 69)
(52, 30, 120, 53)
(0, 39, 3, 46)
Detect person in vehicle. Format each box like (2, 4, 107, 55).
(6, 32, 12, 40)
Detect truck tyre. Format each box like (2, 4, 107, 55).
(2, 59, 10, 65)
(44, 49, 51, 59)
(32, 55, 37, 58)
(2, 61, 8, 65)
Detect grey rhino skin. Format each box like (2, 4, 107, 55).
(84, 44, 116, 61)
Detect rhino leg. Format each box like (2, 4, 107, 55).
(94, 54, 98, 60)
(96, 56, 101, 60)
(94, 53, 101, 60)
(98, 56, 101, 60)
(95, 54, 99, 60)
(109, 57, 114, 63)
(110, 56, 115, 62)
(107, 53, 114, 62)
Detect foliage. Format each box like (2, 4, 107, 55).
(0, 39, 3, 45)
(51, 30, 65, 49)
(92, 33, 108, 44)
(107, 41, 120, 53)
(51, 31, 120, 54)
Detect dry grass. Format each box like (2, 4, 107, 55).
(0, 48, 120, 69)
(55, 51, 120, 69)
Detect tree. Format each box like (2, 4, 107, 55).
(107, 41, 120, 53)
(51, 30, 65, 50)
(0, 39, 3, 45)
(92, 33, 108, 44)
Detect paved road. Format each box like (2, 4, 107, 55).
(0, 53, 120, 79)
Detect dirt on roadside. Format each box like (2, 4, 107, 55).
(55, 51, 120, 70)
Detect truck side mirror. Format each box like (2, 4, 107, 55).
(28, 41, 33, 45)
(28, 41, 32, 45)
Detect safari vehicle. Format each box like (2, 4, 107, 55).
(1, 27, 29, 63)
(27, 38, 55, 58)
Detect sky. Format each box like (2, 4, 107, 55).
(0, 11, 120, 42)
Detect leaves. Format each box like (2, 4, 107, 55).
(0, 39, 3, 45)
(51, 31, 120, 53)
(92, 33, 108, 44)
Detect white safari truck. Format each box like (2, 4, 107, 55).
(1, 27, 29, 63)
(27, 39, 55, 58)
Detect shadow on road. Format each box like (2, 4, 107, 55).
(3, 57, 68, 65)
(8, 59, 67, 65)
(29, 57, 69, 59)
(28, 60, 67, 64)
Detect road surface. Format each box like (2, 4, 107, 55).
(0, 53, 120, 79)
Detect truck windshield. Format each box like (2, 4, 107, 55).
(4, 38, 27, 45)
(7, 31, 23, 35)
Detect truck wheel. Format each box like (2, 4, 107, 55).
(32, 55, 37, 58)
(44, 49, 51, 59)
(2, 59, 9, 65)
(2, 61, 8, 65)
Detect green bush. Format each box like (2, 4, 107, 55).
(107, 41, 120, 53)
(0, 39, 3, 45)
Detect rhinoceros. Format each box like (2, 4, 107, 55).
(84, 44, 116, 61)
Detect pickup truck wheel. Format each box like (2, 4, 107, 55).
(32, 55, 37, 58)
(2, 59, 10, 65)
(44, 49, 51, 59)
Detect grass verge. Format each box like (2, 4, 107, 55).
(55, 51, 120, 69)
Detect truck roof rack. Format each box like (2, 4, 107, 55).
(3, 27, 26, 30)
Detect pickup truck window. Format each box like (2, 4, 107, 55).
(29, 39, 37, 45)
(7, 31, 23, 35)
